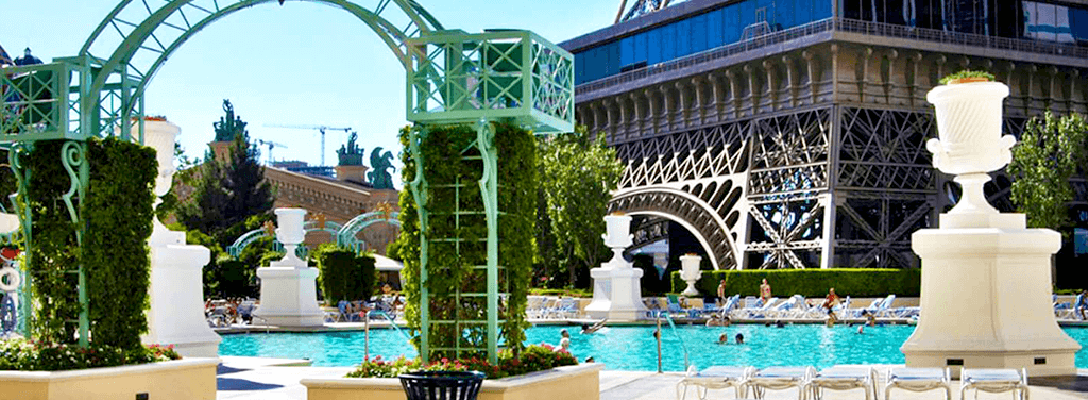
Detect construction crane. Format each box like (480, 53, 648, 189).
(256, 139, 288, 163)
(262, 123, 352, 166)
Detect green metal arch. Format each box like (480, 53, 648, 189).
(337, 211, 400, 245)
(81, 0, 441, 121)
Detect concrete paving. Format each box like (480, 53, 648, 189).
(215, 356, 1088, 400)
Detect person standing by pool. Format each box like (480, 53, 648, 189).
(1078, 289, 1088, 320)
(717, 279, 728, 306)
(823, 288, 840, 326)
(759, 279, 771, 304)
(559, 329, 571, 351)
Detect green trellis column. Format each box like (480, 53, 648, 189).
(475, 119, 499, 360)
(405, 29, 574, 364)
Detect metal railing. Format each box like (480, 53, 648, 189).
(576, 17, 1088, 98)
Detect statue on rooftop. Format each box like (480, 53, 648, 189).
(368, 147, 396, 189)
(337, 131, 364, 166)
(213, 99, 247, 142)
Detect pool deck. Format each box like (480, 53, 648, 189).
(215, 356, 1088, 400)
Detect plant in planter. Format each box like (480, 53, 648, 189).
(938, 69, 996, 85)
(345, 345, 578, 380)
(0, 138, 219, 400)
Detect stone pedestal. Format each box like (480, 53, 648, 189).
(144, 230, 221, 357)
(584, 215, 646, 321)
(139, 118, 221, 357)
(253, 208, 324, 327)
(902, 216, 1080, 377)
(584, 266, 645, 321)
(253, 266, 324, 327)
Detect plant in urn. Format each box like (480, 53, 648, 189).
(926, 71, 1015, 216)
(274, 208, 307, 268)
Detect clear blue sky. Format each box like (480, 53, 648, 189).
(1, 0, 619, 187)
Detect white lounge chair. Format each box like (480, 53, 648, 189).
(884, 367, 951, 400)
(807, 366, 878, 400)
(526, 295, 547, 319)
(960, 368, 1028, 400)
(676, 366, 752, 400)
(746, 366, 814, 400)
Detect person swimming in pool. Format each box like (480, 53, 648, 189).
(734, 333, 744, 344)
(581, 319, 606, 334)
(718, 333, 728, 345)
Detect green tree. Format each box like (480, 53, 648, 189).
(177, 102, 273, 233)
(1008, 111, 1088, 230)
(537, 125, 625, 288)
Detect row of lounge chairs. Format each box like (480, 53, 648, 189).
(678, 366, 1028, 400)
(1053, 294, 1086, 320)
(649, 294, 920, 320)
(526, 296, 580, 319)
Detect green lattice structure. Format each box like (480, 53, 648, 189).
(405, 30, 572, 362)
(1, 2, 573, 363)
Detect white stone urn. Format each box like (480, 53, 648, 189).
(602, 214, 633, 248)
(679, 254, 702, 297)
(274, 208, 307, 268)
(926, 81, 1016, 215)
(137, 119, 181, 243)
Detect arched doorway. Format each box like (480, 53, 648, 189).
(609, 187, 742, 270)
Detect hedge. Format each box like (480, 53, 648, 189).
(315, 245, 377, 304)
(671, 268, 921, 298)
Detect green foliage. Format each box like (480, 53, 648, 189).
(0, 339, 181, 371)
(939, 70, 995, 84)
(394, 122, 534, 361)
(178, 110, 273, 234)
(23, 138, 157, 348)
(315, 244, 377, 304)
(84, 137, 157, 348)
(1008, 112, 1088, 230)
(345, 345, 577, 379)
(671, 268, 921, 298)
(535, 125, 624, 288)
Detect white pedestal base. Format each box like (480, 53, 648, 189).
(143, 230, 221, 358)
(254, 266, 324, 327)
(902, 226, 1081, 377)
(584, 266, 646, 322)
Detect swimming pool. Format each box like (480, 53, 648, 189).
(218, 325, 1088, 371)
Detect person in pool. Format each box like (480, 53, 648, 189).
(734, 333, 744, 344)
(718, 333, 728, 345)
(559, 329, 571, 351)
(581, 319, 606, 334)
(862, 310, 876, 327)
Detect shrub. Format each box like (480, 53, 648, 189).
(0, 339, 181, 371)
(316, 245, 377, 304)
(671, 268, 921, 298)
(939, 69, 995, 85)
(24, 138, 157, 348)
(345, 345, 577, 379)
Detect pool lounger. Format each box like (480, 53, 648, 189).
(884, 367, 951, 400)
(746, 366, 814, 400)
(676, 366, 753, 400)
(806, 366, 878, 400)
(959, 368, 1028, 400)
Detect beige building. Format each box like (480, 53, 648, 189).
(177, 140, 401, 254)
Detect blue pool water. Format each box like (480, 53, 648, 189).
(219, 325, 1088, 371)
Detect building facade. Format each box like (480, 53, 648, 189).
(562, 0, 1088, 269)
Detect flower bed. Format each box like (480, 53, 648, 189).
(346, 345, 577, 379)
(0, 339, 181, 371)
